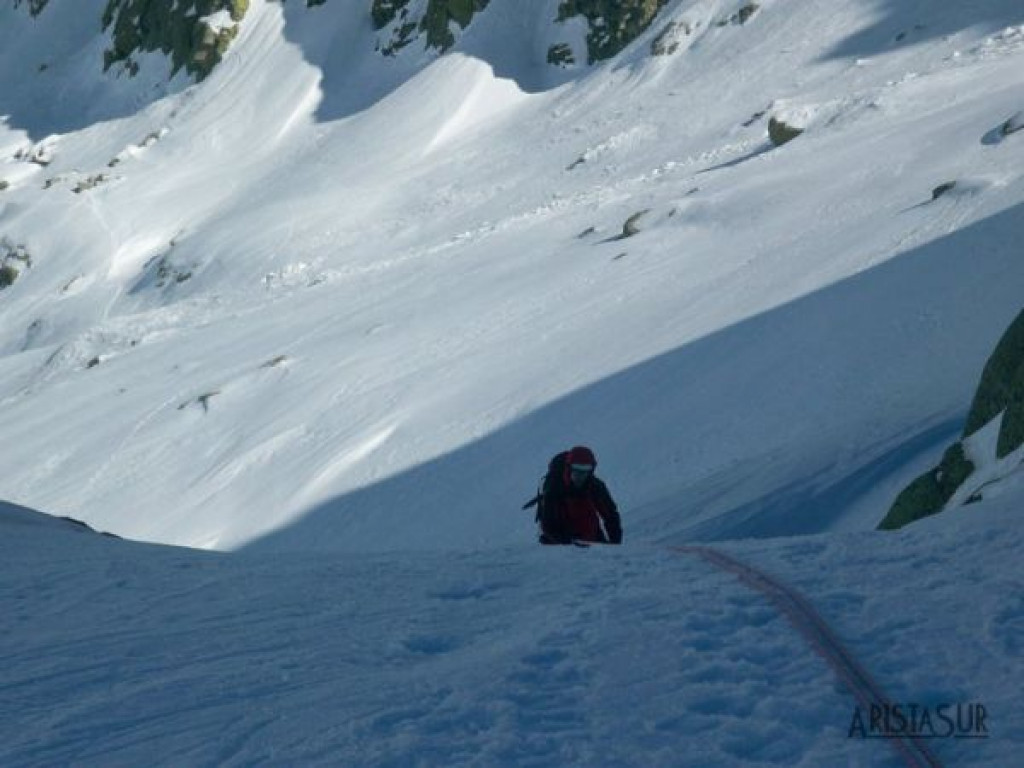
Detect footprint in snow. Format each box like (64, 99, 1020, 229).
(402, 634, 460, 655)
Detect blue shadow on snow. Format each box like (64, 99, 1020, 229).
(243, 202, 1024, 553)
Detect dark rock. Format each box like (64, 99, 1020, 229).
(965, 308, 1024, 457)
(13, 0, 50, 16)
(743, 109, 767, 127)
(736, 3, 759, 24)
(179, 391, 221, 413)
(878, 442, 975, 530)
(606, 210, 651, 241)
(1001, 112, 1024, 136)
(882, 308, 1024, 530)
(29, 149, 53, 166)
(716, 3, 760, 27)
(0, 265, 19, 289)
(72, 174, 110, 194)
(651, 20, 693, 56)
(768, 116, 803, 146)
(557, 0, 671, 64)
(1, 240, 32, 290)
(622, 210, 649, 237)
(373, 0, 490, 55)
(102, 0, 248, 81)
(547, 43, 575, 67)
(371, 0, 408, 28)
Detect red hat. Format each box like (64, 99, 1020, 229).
(567, 445, 597, 467)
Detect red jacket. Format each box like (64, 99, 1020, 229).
(538, 447, 622, 544)
(557, 481, 619, 542)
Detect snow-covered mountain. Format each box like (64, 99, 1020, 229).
(3, 1, 1024, 765)
(3, 0, 1022, 550)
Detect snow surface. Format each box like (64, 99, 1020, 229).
(1, 0, 1023, 764)
(1, 492, 1021, 767)
(954, 413, 1024, 508)
(1, 0, 1023, 549)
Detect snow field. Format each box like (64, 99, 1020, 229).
(2, 493, 1021, 766)
(0, 1, 1023, 764)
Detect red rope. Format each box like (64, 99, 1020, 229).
(671, 545, 944, 768)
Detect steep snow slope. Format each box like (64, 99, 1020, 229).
(2, 4, 1022, 765)
(1, 484, 1020, 767)
(1, 0, 1023, 550)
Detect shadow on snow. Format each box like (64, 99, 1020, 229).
(820, 0, 1024, 61)
(243, 203, 1024, 554)
(1, 0, 583, 141)
(6, 1, 1022, 140)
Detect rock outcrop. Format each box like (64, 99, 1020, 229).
(101, 0, 250, 80)
(555, 0, 671, 64)
(372, 0, 491, 56)
(880, 308, 1024, 529)
(964, 308, 1024, 460)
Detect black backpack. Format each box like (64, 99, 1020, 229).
(521, 451, 568, 523)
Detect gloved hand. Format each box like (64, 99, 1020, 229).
(606, 521, 623, 545)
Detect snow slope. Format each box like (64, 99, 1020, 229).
(2, 2, 1023, 764)
(1, 0, 1021, 549)
(1, 489, 1020, 767)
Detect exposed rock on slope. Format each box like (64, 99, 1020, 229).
(880, 443, 976, 531)
(0, 240, 32, 292)
(880, 308, 1024, 530)
(21, 0, 675, 85)
(371, 0, 672, 65)
(965, 307, 1024, 459)
(768, 116, 803, 146)
(372, 0, 490, 56)
(555, 0, 671, 64)
(13, 0, 51, 16)
(101, 0, 250, 79)
(651, 20, 695, 56)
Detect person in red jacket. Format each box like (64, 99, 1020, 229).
(537, 446, 622, 545)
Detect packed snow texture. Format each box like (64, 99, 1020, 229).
(1, 493, 1021, 767)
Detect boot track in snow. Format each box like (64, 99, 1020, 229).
(672, 545, 945, 768)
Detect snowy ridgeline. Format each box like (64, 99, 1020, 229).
(0, 492, 1021, 766)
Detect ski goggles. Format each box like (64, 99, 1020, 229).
(569, 464, 595, 480)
